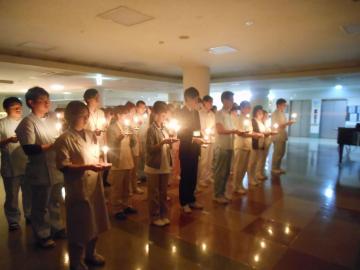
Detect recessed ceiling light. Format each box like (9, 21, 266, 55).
(98, 6, 154, 26)
(63, 92, 71, 95)
(50, 84, 64, 91)
(245, 20, 254, 26)
(334, 84, 343, 90)
(179, 35, 190, 40)
(208, 45, 238, 55)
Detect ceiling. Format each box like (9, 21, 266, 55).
(0, 62, 181, 96)
(0, 0, 360, 79)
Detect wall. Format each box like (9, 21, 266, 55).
(270, 88, 360, 137)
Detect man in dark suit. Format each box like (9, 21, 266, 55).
(176, 87, 204, 213)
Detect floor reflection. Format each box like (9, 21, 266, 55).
(0, 138, 359, 270)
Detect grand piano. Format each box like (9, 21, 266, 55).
(337, 124, 360, 163)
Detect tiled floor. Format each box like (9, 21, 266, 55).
(1, 138, 359, 270)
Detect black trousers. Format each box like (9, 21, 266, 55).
(179, 150, 199, 206)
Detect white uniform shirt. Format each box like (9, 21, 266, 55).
(86, 108, 106, 146)
(271, 109, 288, 142)
(234, 114, 253, 150)
(215, 108, 234, 150)
(0, 117, 27, 177)
(255, 118, 266, 149)
(112, 123, 134, 171)
(199, 108, 216, 143)
(15, 112, 63, 185)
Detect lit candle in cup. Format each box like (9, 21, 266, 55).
(204, 127, 212, 143)
(193, 130, 201, 137)
(102, 145, 109, 164)
(133, 115, 140, 130)
(273, 123, 279, 132)
(167, 119, 180, 139)
(123, 118, 131, 134)
(56, 112, 62, 119)
(291, 113, 298, 121)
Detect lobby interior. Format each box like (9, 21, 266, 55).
(0, 1, 360, 270)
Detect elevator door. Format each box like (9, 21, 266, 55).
(289, 100, 311, 137)
(319, 99, 347, 139)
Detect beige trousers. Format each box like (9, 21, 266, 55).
(232, 148, 251, 189)
(272, 140, 286, 170)
(248, 149, 264, 184)
(110, 169, 131, 213)
(197, 144, 214, 186)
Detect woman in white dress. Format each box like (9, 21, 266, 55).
(55, 101, 111, 270)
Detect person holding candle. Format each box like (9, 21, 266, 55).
(145, 101, 175, 226)
(136, 100, 149, 182)
(107, 106, 138, 221)
(248, 106, 267, 185)
(0, 97, 31, 231)
(197, 95, 215, 190)
(271, 98, 295, 175)
(176, 87, 204, 213)
(125, 101, 144, 195)
(15, 87, 65, 248)
(233, 101, 262, 194)
(257, 110, 275, 180)
(55, 101, 111, 270)
(213, 91, 241, 204)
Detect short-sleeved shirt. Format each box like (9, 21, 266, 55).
(233, 114, 253, 150)
(86, 108, 106, 146)
(15, 112, 63, 185)
(215, 108, 234, 150)
(0, 117, 27, 177)
(271, 109, 288, 142)
(199, 109, 216, 143)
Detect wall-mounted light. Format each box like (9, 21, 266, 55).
(96, 74, 103, 86)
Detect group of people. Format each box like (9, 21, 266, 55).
(0, 85, 294, 270)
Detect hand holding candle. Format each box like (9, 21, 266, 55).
(273, 123, 279, 133)
(290, 113, 298, 123)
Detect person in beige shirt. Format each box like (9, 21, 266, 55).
(233, 101, 263, 194)
(107, 106, 138, 221)
(55, 101, 110, 270)
(271, 98, 295, 174)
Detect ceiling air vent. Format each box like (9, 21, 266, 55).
(98, 6, 154, 26)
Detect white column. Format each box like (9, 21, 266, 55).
(182, 66, 210, 98)
(251, 88, 270, 110)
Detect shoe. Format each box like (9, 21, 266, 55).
(85, 253, 105, 266)
(271, 169, 281, 175)
(124, 207, 138, 215)
(257, 175, 268, 181)
(162, 218, 170, 225)
(114, 212, 127, 220)
(9, 222, 20, 231)
(70, 262, 88, 270)
(152, 219, 165, 227)
(235, 187, 247, 195)
(134, 187, 144, 194)
(213, 197, 228, 204)
(53, 229, 67, 239)
(249, 181, 260, 186)
(189, 202, 204, 210)
(38, 237, 56, 249)
(181, 205, 192, 213)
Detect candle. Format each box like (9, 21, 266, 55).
(246, 113, 250, 118)
(205, 127, 212, 135)
(123, 118, 131, 134)
(56, 112, 61, 119)
(167, 119, 181, 138)
(193, 130, 201, 137)
(133, 115, 140, 130)
(102, 145, 109, 164)
(273, 123, 279, 130)
(143, 113, 148, 119)
(291, 113, 298, 121)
